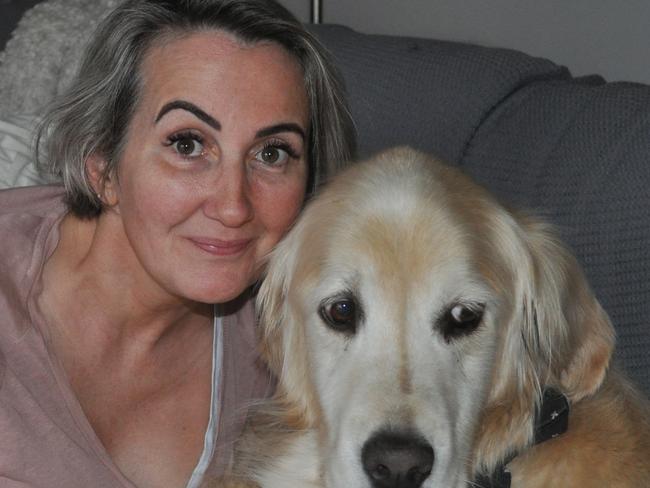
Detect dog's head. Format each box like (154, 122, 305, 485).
(256, 147, 614, 487)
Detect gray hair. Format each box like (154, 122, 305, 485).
(36, 0, 356, 218)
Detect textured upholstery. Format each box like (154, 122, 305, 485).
(311, 25, 650, 395)
(308, 25, 570, 163)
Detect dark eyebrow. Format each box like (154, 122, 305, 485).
(155, 100, 221, 130)
(256, 123, 306, 141)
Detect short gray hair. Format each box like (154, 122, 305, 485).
(36, 0, 356, 218)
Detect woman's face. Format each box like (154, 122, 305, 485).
(98, 31, 309, 304)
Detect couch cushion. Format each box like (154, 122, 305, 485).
(309, 24, 569, 164)
(461, 77, 650, 394)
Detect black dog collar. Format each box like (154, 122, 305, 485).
(473, 387, 570, 488)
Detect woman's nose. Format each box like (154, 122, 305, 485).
(202, 163, 254, 228)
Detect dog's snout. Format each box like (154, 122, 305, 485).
(361, 430, 434, 488)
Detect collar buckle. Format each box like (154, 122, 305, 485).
(535, 387, 570, 444)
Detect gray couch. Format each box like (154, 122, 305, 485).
(0, 4, 648, 395)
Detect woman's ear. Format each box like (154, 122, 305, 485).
(86, 154, 119, 207)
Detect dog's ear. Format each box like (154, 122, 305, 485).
(514, 216, 615, 402)
(256, 217, 319, 428)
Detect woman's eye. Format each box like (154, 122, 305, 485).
(167, 133, 204, 158)
(174, 138, 203, 157)
(254, 144, 291, 166)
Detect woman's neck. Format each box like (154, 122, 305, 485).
(38, 210, 213, 362)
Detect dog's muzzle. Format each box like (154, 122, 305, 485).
(361, 430, 434, 488)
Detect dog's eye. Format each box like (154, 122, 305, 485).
(319, 296, 359, 334)
(438, 302, 485, 342)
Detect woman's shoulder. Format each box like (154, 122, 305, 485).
(0, 185, 67, 335)
(0, 184, 66, 246)
(0, 184, 66, 217)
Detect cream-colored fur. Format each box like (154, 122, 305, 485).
(211, 147, 650, 488)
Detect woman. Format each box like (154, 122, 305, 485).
(0, 0, 355, 487)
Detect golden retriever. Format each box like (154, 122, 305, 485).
(213, 147, 650, 488)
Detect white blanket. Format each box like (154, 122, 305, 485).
(0, 114, 49, 188)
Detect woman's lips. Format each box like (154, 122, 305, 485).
(188, 237, 252, 256)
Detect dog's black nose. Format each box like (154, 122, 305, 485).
(361, 430, 434, 488)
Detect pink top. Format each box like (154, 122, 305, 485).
(0, 185, 273, 487)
